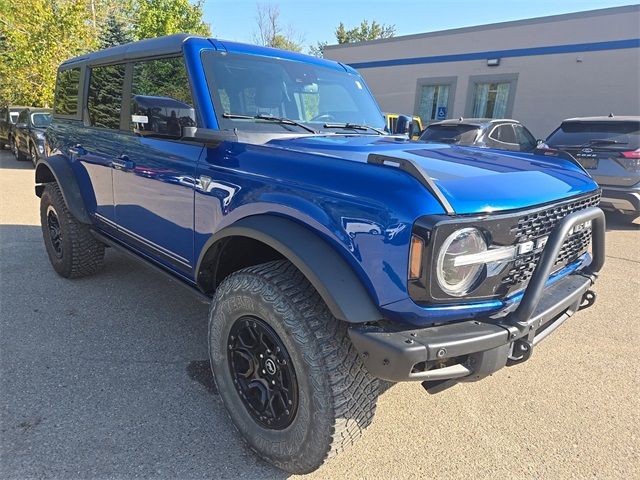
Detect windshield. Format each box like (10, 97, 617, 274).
(31, 112, 52, 128)
(546, 121, 640, 149)
(203, 51, 385, 133)
(420, 124, 480, 144)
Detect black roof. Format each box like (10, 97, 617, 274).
(60, 33, 192, 68)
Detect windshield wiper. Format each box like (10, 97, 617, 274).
(581, 138, 628, 147)
(323, 123, 385, 135)
(222, 113, 317, 134)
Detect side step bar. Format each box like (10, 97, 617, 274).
(91, 230, 211, 304)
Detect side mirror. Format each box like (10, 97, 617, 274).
(16, 122, 27, 129)
(393, 115, 413, 136)
(536, 139, 545, 145)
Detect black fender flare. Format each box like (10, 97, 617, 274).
(197, 215, 382, 324)
(35, 156, 91, 224)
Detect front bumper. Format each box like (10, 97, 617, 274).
(349, 207, 605, 387)
(599, 186, 640, 214)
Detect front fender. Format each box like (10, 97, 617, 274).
(35, 155, 91, 224)
(197, 214, 382, 324)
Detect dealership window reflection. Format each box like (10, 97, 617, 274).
(472, 82, 510, 118)
(418, 84, 449, 124)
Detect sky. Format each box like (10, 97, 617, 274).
(203, 0, 638, 52)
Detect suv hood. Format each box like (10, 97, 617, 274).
(267, 135, 598, 215)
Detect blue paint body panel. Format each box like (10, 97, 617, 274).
(46, 35, 601, 326)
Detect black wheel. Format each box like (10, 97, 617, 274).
(40, 183, 105, 278)
(12, 137, 26, 161)
(209, 260, 379, 474)
(29, 143, 38, 166)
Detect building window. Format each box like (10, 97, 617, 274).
(417, 84, 450, 124)
(472, 82, 510, 118)
(414, 77, 457, 126)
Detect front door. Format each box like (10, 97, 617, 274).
(112, 56, 203, 275)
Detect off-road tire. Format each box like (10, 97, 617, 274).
(208, 260, 379, 474)
(40, 183, 105, 278)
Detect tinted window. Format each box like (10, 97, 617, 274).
(130, 57, 196, 137)
(87, 64, 125, 130)
(203, 51, 385, 132)
(17, 110, 28, 124)
(9, 112, 19, 123)
(546, 121, 640, 149)
(31, 112, 52, 128)
(490, 124, 517, 144)
(514, 124, 536, 150)
(420, 124, 479, 144)
(54, 68, 81, 116)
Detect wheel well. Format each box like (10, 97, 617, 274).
(35, 163, 56, 197)
(197, 236, 284, 294)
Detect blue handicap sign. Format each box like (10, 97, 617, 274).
(436, 106, 447, 120)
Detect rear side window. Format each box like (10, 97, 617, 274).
(130, 56, 196, 137)
(547, 121, 640, 149)
(17, 110, 28, 124)
(420, 124, 479, 144)
(87, 64, 126, 130)
(54, 68, 81, 116)
(489, 124, 517, 144)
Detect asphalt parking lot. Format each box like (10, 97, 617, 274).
(0, 149, 638, 479)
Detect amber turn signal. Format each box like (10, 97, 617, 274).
(409, 235, 424, 280)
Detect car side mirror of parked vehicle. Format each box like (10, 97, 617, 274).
(16, 123, 27, 129)
(394, 115, 413, 136)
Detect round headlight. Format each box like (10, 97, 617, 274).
(436, 228, 487, 296)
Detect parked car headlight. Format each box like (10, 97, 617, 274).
(436, 228, 487, 296)
(36, 132, 45, 140)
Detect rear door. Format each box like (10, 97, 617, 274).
(77, 63, 128, 226)
(546, 121, 640, 187)
(112, 56, 203, 275)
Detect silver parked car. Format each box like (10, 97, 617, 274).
(538, 115, 639, 222)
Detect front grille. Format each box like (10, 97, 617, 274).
(501, 192, 600, 288)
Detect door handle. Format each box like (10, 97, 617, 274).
(68, 144, 87, 156)
(111, 155, 135, 171)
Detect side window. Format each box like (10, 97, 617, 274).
(490, 124, 517, 144)
(87, 64, 125, 130)
(17, 110, 28, 124)
(130, 57, 196, 137)
(54, 68, 81, 116)
(514, 124, 537, 151)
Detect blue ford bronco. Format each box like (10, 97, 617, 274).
(37, 34, 605, 473)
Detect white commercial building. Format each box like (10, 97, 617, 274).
(324, 5, 640, 138)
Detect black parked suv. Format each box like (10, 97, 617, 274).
(11, 107, 52, 165)
(538, 116, 640, 221)
(0, 105, 28, 149)
(419, 118, 537, 152)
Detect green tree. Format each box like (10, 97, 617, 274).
(99, 13, 135, 49)
(134, 0, 210, 40)
(0, 0, 98, 107)
(309, 19, 395, 57)
(335, 20, 395, 44)
(253, 3, 302, 52)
